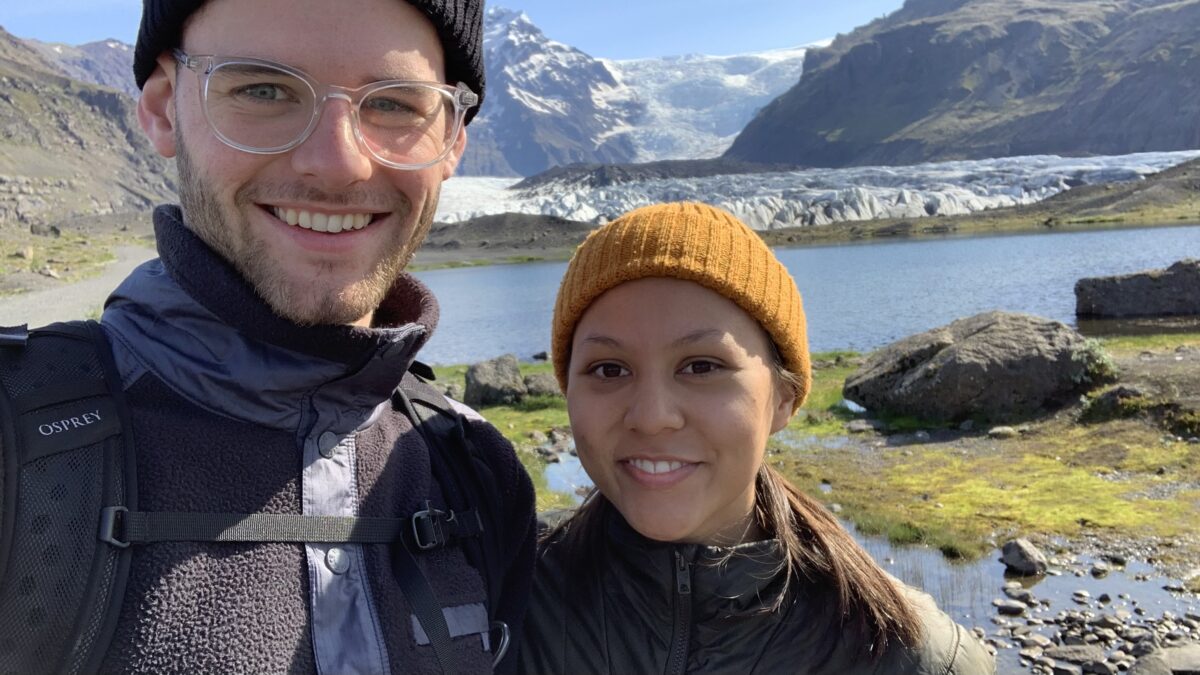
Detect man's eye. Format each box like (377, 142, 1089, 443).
(234, 83, 292, 102)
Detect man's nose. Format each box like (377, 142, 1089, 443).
(623, 376, 685, 435)
(290, 96, 374, 188)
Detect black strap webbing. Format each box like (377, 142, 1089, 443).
(392, 538, 457, 675)
(99, 508, 480, 548)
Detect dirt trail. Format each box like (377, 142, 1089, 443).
(0, 245, 157, 327)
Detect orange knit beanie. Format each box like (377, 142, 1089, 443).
(551, 202, 811, 411)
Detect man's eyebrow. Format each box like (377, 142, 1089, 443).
(218, 62, 292, 76)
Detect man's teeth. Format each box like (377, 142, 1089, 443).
(271, 207, 372, 233)
(629, 459, 686, 475)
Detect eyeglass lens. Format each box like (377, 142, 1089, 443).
(203, 61, 456, 165)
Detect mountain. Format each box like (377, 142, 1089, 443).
(604, 45, 811, 162)
(26, 38, 139, 98)
(0, 26, 175, 229)
(458, 8, 644, 176)
(458, 7, 810, 176)
(726, 0, 1200, 168)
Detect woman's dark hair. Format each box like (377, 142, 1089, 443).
(543, 349, 923, 662)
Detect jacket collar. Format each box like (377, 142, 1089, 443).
(102, 205, 438, 432)
(607, 510, 789, 621)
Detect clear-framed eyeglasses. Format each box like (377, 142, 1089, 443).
(172, 49, 478, 170)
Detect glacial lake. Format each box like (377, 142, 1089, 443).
(413, 223, 1200, 365)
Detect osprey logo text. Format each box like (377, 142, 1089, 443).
(38, 410, 103, 436)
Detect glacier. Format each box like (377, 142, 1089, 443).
(437, 150, 1200, 230)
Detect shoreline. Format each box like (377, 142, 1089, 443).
(411, 215, 1200, 271)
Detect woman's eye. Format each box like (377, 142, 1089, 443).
(681, 360, 721, 375)
(587, 363, 629, 379)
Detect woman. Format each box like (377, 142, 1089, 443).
(519, 202, 994, 674)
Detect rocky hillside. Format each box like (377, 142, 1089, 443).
(0, 26, 175, 231)
(726, 0, 1200, 168)
(26, 38, 140, 98)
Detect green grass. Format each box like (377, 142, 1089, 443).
(0, 232, 120, 293)
(1098, 332, 1200, 353)
(433, 334, 1200, 564)
(431, 360, 575, 510)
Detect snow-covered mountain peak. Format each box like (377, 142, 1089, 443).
(461, 10, 814, 175)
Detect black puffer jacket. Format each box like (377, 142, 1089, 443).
(520, 512, 995, 674)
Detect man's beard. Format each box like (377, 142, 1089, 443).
(175, 137, 438, 326)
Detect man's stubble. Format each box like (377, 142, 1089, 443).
(175, 132, 438, 326)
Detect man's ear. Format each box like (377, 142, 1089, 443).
(440, 124, 468, 180)
(137, 53, 179, 158)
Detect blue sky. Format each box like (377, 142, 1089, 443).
(2, 0, 905, 59)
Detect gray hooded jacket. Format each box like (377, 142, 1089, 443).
(97, 205, 535, 674)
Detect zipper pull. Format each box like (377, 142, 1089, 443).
(674, 550, 692, 595)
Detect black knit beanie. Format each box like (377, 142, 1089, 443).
(133, 0, 485, 123)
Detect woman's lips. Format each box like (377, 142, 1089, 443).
(621, 457, 699, 488)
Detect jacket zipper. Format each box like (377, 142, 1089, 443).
(666, 549, 692, 675)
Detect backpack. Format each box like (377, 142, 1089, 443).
(0, 320, 510, 675)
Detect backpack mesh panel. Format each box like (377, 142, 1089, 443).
(0, 336, 100, 399)
(63, 449, 123, 675)
(0, 330, 117, 675)
(0, 445, 106, 675)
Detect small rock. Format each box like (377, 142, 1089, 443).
(845, 419, 879, 434)
(531, 351, 549, 361)
(1045, 644, 1106, 664)
(989, 425, 1019, 439)
(994, 598, 1028, 616)
(1005, 587, 1036, 604)
(1002, 538, 1050, 576)
(1081, 660, 1117, 674)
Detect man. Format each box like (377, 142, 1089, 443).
(1, 0, 534, 673)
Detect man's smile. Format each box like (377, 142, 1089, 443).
(268, 206, 384, 233)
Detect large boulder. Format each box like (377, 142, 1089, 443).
(465, 354, 528, 406)
(844, 311, 1105, 423)
(1076, 259, 1200, 318)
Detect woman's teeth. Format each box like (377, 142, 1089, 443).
(271, 207, 373, 233)
(628, 459, 686, 474)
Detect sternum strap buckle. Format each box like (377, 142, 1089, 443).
(410, 501, 484, 551)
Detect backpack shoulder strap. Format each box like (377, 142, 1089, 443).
(395, 367, 510, 655)
(0, 320, 134, 675)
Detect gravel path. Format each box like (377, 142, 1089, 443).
(0, 245, 157, 327)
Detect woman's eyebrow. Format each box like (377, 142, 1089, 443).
(579, 334, 621, 348)
(672, 329, 723, 347)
